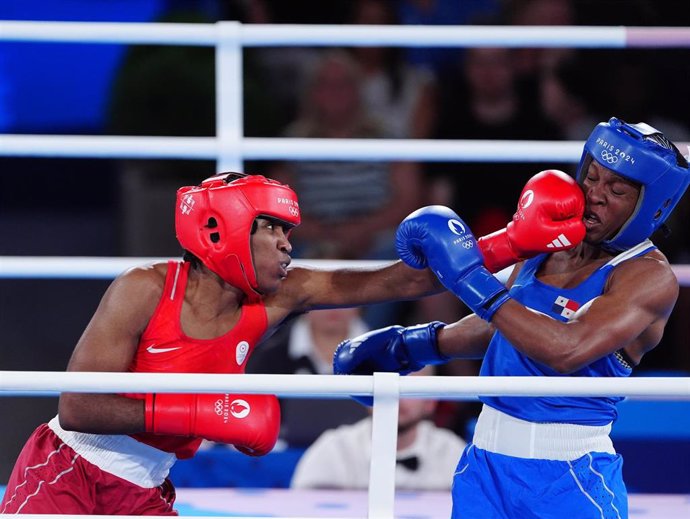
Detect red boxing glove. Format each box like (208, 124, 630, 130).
(145, 393, 280, 456)
(478, 169, 585, 273)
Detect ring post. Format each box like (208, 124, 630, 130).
(368, 372, 400, 519)
(215, 21, 242, 172)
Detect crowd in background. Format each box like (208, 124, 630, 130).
(3, 0, 690, 484)
(108, 0, 690, 376)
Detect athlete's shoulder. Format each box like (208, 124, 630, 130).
(609, 248, 679, 308)
(109, 261, 168, 304)
(614, 247, 674, 281)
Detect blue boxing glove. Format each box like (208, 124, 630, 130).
(396, 205, 511, 321)
(333, 321, 447, 406)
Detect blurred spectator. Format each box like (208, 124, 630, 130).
(270, 50, 424, 326)
(505, 0, 577, 112)
(248, 304, 369, 378)
(290, 366, 467, 490)
(246, 265, 370, 447)
(539, 51, 600, 141)
(269, 50, 423, 263)
(396, 0, 503, 77)
(430, 46, 563, 228)
(348, 0, 438, 139)
(107, 3, 286, 256)
(268, 50, 425, 327)
(601, 52, 690, 144)
(107, 7, 216, 256)
(238, 0, 322, 133)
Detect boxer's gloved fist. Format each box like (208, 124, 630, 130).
(478, 170, 585, 273)
(396, 206, 510, 321)
(145, 393, 280, 456)
(333, 321, 447, 406)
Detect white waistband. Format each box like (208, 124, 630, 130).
(49, 416, 176, 488)
(472, 405, 615, 461)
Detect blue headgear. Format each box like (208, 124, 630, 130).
(576, 117, 690, 252)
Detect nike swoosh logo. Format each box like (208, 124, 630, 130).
(146, 345, 182, 354)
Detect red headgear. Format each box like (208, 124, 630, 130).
(175, 173, 301, 301)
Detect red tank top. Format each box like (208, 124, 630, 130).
(128, 261, 269, 458)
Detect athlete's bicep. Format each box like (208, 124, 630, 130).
(66, 267, 163, 373)
(491, 257, 678, 373)
(571, 258, 679, 366)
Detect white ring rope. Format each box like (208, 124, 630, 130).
(0, 22, 636, 47)
(0, 257, 390, 279)
(2, 22, 689, 165)
(2, 21, 690, 48)
(0, 135, 591, 162)
(2, 257, 690, 287)
(1, 372, 689, 400)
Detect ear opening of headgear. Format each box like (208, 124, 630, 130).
(175, 172, 301, 301)
(576, 117, 690, 252)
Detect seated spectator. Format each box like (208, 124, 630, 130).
(246, 272, 370, 447)
(290, 366, 467, 490)
(269, 49, 424, 263)
(349, 0, 438, 139)
(430, 45, 563, 230)
(396, 0, 503, 77)
(539, 51, 600, 141)
(269, 49, 424, 328)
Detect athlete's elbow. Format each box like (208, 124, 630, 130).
(57, 394, 87, 431)
(549, 351, 587, 374)
(549, 360, 579, 375)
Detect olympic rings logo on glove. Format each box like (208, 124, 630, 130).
(214, 399, 225, 416)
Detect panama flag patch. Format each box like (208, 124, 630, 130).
(552, 295, 580, 319)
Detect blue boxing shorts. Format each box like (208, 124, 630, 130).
(451, 444, 628, 519)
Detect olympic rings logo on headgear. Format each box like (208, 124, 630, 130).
(600, 150, 619, 164)
(288, 206, 299, 217)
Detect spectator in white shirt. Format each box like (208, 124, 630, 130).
(290, 366, 467, 490)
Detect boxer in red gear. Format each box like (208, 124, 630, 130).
(1, 173, 440, 516)
(1, 171, 583, 515)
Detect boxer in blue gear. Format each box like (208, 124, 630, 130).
(334, 117, 690, 518)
